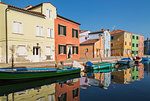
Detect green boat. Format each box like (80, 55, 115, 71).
(86, 62, 116, 70)
(0, 67, 80, 80)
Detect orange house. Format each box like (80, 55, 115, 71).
(55, 79, 80, 101)
(55, 15, 80, 61)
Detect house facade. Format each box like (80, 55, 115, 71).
(80, 36, 104, 59)
(144, 38, 150, 55)
(79, 30, 90, 43)
(0, 2, 56, 63)
(131, 34, 140, 56)
(138, 35, 144, 56)
(55, 15, 80, 61)
(111, 30, 132, 56)
(88, 29, 111, 57)
(111, 30, 144, 57)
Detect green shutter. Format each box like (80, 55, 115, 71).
(59, 45, 61, 54)
(64, 45, 66, 54)
(73, 46, 74, 54)
(58, 24, 61, 35)
(76, 30, 78, 38)
(76, 46, 78, 54)
(64, 26, 66, 36)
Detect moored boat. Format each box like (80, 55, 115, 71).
(117, 58, 135, 65)
(0, 67, 80, 80)
(85, 61, 116, 70)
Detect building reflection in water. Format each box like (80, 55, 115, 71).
(131, 66, 140, 81)
(138, 63, 144, 79)
(111, 68, 132, 84)
(144, 62, 150, 75)
(0, 84, 56, 101)
(80, 72, 111, 90)
(55, 78, 80, 101)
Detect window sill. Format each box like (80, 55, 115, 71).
(36, 36, 44, 38)
(73, 53, 78, 55)
(13, 33, 23, 35)
(59, 54, 66, 55)
(47, 37, 54, 39)
(73, 37, 78, 39)
(59, 34, 66, 36)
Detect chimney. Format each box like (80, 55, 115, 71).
(101, 29, 105, 31)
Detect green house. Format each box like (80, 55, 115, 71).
(131, 34, 139, 56)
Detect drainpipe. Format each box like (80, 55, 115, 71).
(5, 8, 8, 63)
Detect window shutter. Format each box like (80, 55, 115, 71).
(64, 46, 66, 54)
(46, 9, 49, 18)
(64, 26, 66, 36)
(36, 26, 39, 36)
(72, 29, 74, 37)
(19, 23, 23, 34)
(58, 25, 60, 35)
(13, 22, 18, 33)
(47, 28, 50, 37)
(76, 46, 78, 54)
(73, 46, 74, 54)
(76, 30, 78, 38)
(59, 45, 61, 54)
(51, 29, 54, 38)
(41, 27, 43, 36)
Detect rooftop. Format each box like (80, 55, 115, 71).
(80, 39, 99, 45)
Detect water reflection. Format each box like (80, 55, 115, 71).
(0, 62, 149, 101)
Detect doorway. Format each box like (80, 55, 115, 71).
(33, 46, 40, 62)
(67, 45, 72, 59)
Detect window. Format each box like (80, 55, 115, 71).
(86, 48, 88, 52)
(132, 36, 135, 39)
(59, 45, 66, 54)
(46, 9, 52, 18)
(136, 36, 139, 40)
(129, 35, 131, 39)
(73, 88, 79, 99)
(33, 47, 39, 55)
(73, 46, 78, 54)
(13, 21, 23, 34)
(129, 42, 131, 46)
(36, 26, 43, 36)
(125, 34, 127, 38)
(136, 51, 138, 54)
(136, 44, 139, 47)
(111, 43, 113, 47)
(58, 93, 67, 101)
(132, 43, 135, 47)
(125, 49, 127, 53)
(48, 94, 55, 101)
(47, 28, 54, 38)
(72, 29, 78, 38)
(17, 45, 27, 56)
(58, 25, 66, 36)
(125, 41, 127, 45)
(46, 46, 51, 56)
(132, 51, 134, 54)
(111, 36, 114, 40)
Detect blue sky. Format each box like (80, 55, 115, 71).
(2, 0, 150, 39)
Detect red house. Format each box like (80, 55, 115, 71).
(55, 15, 80, 61)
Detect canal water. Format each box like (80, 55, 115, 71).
(0, 62, 149, 101)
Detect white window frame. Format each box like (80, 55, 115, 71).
(13, 21, 23, 34)
(36, 26, 43, 36)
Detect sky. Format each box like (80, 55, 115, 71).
(2, 0, 150, 39)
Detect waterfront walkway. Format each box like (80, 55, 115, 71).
(0, 56, 126, 68)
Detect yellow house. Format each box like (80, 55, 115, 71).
(0, 84, 55, 101)
(111, 68, 132, 84)
(0, 2, 56, 63)
(111, 30, 132, 56)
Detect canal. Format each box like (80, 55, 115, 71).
(0, 62, 149, 101)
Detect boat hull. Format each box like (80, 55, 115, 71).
(86, 62, 116, 70)
(0, 68, 80, 80)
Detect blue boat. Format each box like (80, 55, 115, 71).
(118, 58, 134, 65)
(142, 57, 150, 61)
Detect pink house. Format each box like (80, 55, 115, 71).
(138, 35, 144, 56)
